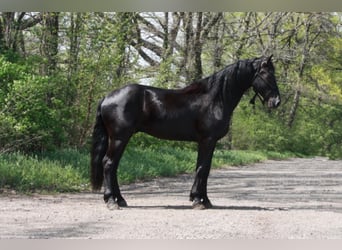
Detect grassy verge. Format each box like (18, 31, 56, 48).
(0, 151, 85, 193)
(0, 146, 294, 193)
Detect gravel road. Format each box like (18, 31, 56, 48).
(1, 157, 342, 239)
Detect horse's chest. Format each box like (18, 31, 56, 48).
(197, 107, 231, 138)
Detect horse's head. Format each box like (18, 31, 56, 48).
(251, 55, 281, 108)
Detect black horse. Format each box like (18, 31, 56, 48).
(90, 55, 280, 210)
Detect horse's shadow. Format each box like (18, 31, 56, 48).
(124, 205, 286, 211)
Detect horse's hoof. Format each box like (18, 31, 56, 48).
(192, 202, 206, 210)
(117, 199, 128, 207)
(203, 199, 213, 209)
(192, 197, 213, 209)
(106, 198, 120, 210)
(192, 199, 206, 210)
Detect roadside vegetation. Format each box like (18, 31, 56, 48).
(0, 12, 340, 193)
(0, 138, 295, 193)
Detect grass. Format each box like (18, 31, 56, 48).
(0, 151, 85, 193)
(0, 145, 294, 193)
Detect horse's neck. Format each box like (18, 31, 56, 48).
(220, 64, 254, 113)
(224, 84, 246, 114)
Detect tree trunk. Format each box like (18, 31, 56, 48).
(180, 12, 193, 82)
(287, 14, 317, 128)
(1, 12, 16, 51)
(115, 12, 135, 81)
(287, 89, 301, 128)
(68, 13, 81, 83)
(192, 12, 203, 81)
(40, 12, 59, 76)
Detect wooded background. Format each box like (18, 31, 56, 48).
(0, 12, 341, 158)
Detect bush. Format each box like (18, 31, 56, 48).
(0, 152, 85, 192)
(0, 55, 69, 152)
(229, 95, 342, 159)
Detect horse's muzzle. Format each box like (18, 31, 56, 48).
(268, 96, 281, 108)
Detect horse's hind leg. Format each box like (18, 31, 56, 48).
(103, 135, 130, 210)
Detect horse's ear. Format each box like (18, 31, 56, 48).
(261, 54, 273, 68)
(267, 54, 273, 64)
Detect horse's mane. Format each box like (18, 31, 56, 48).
(179, 57, 260, 96)
(180, 79, 209, 95)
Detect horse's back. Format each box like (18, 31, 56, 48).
(102, 83, 141, 103)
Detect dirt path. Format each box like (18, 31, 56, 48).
(1, 157, 342, 239)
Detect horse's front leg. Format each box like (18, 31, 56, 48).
(190, 138, 216, 209)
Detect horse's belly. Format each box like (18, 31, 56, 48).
(139, 120, 198, 141)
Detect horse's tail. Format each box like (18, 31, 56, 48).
(90, 98, 107, 191)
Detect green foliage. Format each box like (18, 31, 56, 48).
(0, 152, 85, 192)
(0, 147, 293, 193)
(0, 55, 68, 152)
(129, 133, 196, 151)
(35, 148, 90, 178)
(2, 12, 342, 197)
(230, 92, 342, 159)
(291, 101, 342, 159)
(118, 145, 197, 184)
(153, 56, 179, 88)
(1, 12, 342, 159)
(230, 96, 288, 152)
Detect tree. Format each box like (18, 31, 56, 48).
(0, 12, 42, 57)
(40, 12, 59, 76)
(62, 12, 137, 146)
(0, 12, 341, 158)
(130, 12, 223, 86)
